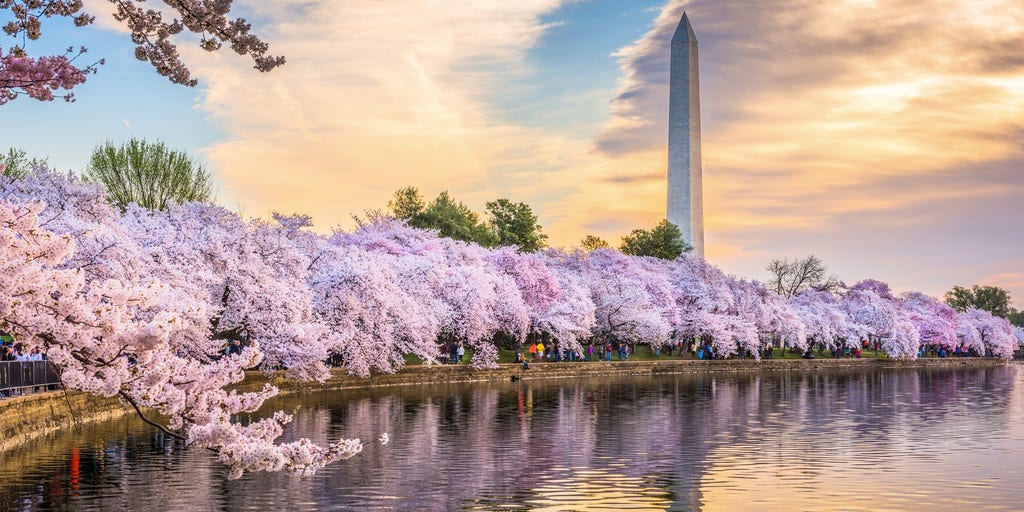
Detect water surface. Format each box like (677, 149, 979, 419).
(1, 364, 1021, 511)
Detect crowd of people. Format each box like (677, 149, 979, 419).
(1, 331, 56, 398)
(515, 338, 739, 363)
(0, 332, 44, 362)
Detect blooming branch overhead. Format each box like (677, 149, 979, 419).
(0, 0, 283, 103)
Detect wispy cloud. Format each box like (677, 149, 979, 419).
(179, 0, 576, 229)
(591, 0, 1024, 303)
(160, 0, 1024, 306)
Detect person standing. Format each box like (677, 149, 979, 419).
(457, 343, 465, 363)
(587, 343, 594, 361)
(536, 341, 546, 362)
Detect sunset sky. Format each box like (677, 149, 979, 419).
(4, 0, 1023, 307)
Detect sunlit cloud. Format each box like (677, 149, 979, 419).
(591, 0, 1024, 303)
(148, 0, 1024, 306)
(176, 0, 576, 229)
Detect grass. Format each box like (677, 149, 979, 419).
(402, 344, 903, 365)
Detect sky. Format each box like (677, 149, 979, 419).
(3, 0, 1023, 307)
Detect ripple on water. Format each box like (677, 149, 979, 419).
(2, 365, 1023, 511)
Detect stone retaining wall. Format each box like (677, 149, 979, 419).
(1, 358, 1009, 451)
(0, 391, 127, 452)
(237, 357, 1011, 396)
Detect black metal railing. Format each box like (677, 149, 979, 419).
(0, 361, 62, 396)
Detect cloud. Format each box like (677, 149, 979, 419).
(149, 0, 1024, 306)
(584, 0, 1024, 304)
(177, 0, 574, 227)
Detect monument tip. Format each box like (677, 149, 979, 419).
(672, 12, 697, 44)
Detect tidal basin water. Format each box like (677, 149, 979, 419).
(2, 364, 1023, 511)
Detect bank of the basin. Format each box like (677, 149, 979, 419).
(240, 357, 1011, 394)
(1, 357, 1011, 451)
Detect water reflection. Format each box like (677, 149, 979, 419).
(0, 365, 1019, 511)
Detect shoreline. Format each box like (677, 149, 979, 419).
(243, 356, 1012, 396)
(1, 357, 1012, 451)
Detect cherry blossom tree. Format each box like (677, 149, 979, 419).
(1, 0, 283, 103)
(956, 308, 1017, 359)
(308, 243, 439, 377)
(0, 192, 378, 480)
(662, 253, 769, 358)
(120, 202, 330, 380)
(665, 253, 734, 339)
(729, 278, 806, 352)
(842, 280, 919, 358)
(337, 219, 529, 368)
(790, 289, 851, 350)
(902, 292, 958, 351)
(0, 45, 93, 104)
(485, 247, 596, 354)
(559, 248, 672, 349)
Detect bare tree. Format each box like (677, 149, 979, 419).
(766, 255, 841, 298)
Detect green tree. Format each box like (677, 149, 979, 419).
(944, 285, 1014, 318)
(1009, 309, 1023, 327)
(1, 147, 48, 180)
(414, 191, 498, 247)
(485, 198, 548, 252)
(619, 219, 690, 260)
(387, 186, 425, 220)
(580, 234, 610, 251)
(84, 139, 214, 211)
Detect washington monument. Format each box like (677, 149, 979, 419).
(667, 12, 705, 258)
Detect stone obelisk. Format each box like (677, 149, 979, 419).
(667, 12, 704, 258)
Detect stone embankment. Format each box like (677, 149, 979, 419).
(1, 357, 1010, 451)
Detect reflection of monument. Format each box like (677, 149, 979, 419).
(667, 12, 705, 258)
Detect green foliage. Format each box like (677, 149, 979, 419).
(411, 191, 498, 247)
(1, 147, 48, 180)
(619, 219, 690, 260)
(485, 198, 548, 252)
(1009, 309, 1023, 327)
(84, 138, 214, 211)
(580, 234, 610, 251)
(944, 285, 1014, 319)
(387, 186, 425, 220)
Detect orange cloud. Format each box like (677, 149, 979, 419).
(168, 0, 1024, 305)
